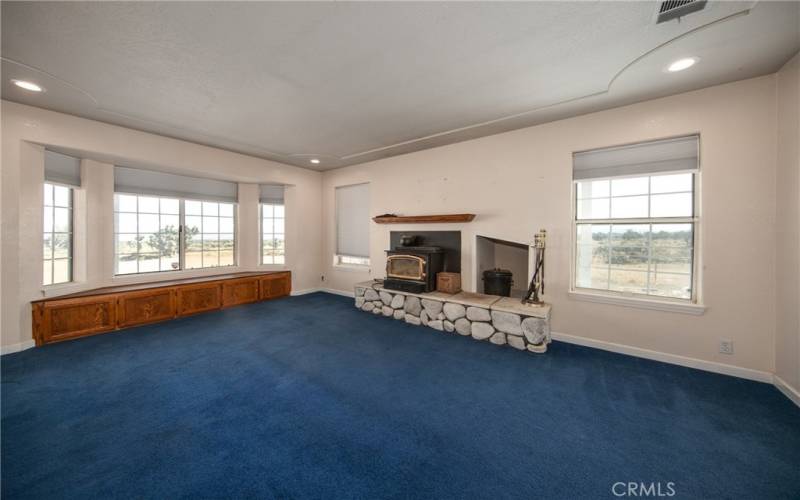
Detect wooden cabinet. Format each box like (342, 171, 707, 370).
(31, 271, 291, 346)
(260, 272, 291, 300)
(177, 282, 222, 316)
(33, 294, 117, 344)
(118, 288, 176, 328)
(222, 277, 260, 308)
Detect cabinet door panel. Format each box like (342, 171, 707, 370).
(118, 288, 176, 328)
(259, 273, 291, 300)
(222, 278, 260, 307)
(41, 295, 117, 343)
(177, 283, 222, 316)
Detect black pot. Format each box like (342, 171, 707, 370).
(399, 234, 418, 247)
(483, 268, 513, 296)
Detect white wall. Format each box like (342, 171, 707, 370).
(775, 53, 800, 396)
(1, 101, 323, 351)
(321, 75, 779, 376)
(2, 70, 794, 388)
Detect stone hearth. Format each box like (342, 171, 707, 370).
(354, 281, 552, 353)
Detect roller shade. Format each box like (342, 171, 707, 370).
(44, 150, 81, 187)
(335, 183, 370, 258)
(573, 135, 699, 180)
(114, 166, 237, 202)
(260, 184, 285, 204)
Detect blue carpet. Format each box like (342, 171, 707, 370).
(2, 292, 799, 499)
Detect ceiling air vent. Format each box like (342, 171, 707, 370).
(656, 0, 708, 23)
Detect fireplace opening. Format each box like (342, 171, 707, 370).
(476, 235, 530, 298)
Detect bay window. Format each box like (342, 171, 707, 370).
(572, 136, 699, 302)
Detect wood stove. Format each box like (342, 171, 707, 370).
(384, 246, 444, 293)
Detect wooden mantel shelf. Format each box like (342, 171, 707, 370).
(372, 214, 476, 224)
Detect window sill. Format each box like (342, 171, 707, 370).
(332, 263, 371, 273)
(40, 281, 89, 298)
(568, 290, 706, 315)
(111, 266, 241, 285)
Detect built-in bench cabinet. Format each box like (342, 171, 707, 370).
(32, 271, 291, 346)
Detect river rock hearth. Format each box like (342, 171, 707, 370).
(354, 281, 551, 354)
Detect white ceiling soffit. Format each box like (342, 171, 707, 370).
(2, 1, 798, 171)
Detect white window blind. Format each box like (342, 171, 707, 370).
(114, 166, 237, 202)
(573, 135, 699, 180)
(44, 150, 81, 187)
(260, 184, 285, 204)
(335, 183, 370, 259)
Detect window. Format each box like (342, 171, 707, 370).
(335, 183, 370, 267)
(260, 184, 286, 265)
(261, 203, 285, 264)
(114, 194, 181, 274)
(572, 136, 698, 302)
(114, 194, 236, 275)
(185, 200, 235, 269)
(43, 150, 81, 286)
(43, 183, 73, 285)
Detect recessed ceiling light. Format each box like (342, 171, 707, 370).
(310, 158, 321, 164)
(667, 57, 698, 73)
(11, 79, 44, 92)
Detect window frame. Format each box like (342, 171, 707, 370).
(113, 192, 237, 276)
(260, 202, 285, 265)
(43, 182, 74, 286)
(570, 171, 700, 305)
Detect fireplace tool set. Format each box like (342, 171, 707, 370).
(522, 229, 546, 305)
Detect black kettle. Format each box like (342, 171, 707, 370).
(399, 234, 418, 247)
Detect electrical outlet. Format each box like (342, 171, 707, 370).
(719, 339, 734, 355)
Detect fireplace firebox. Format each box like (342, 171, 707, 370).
(384, 247, 444, 293)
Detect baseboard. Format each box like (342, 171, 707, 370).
(1, 339, 36, 355)
(322, 288, 355, 298)
(291, 288, 355, 298)
(774, 375, 800, 408)
(551, 331, 773, 383)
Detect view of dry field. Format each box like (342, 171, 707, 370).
(575, 224, 693, 298)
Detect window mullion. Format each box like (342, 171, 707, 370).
(646, 223, 652, 295)
(179, 199, 185, 271)
(606, 224, 612, 291)
(50, 205, 56, 284)
(135, 195, 140, 274)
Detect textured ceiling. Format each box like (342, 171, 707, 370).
(2, 1, 798, 170)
